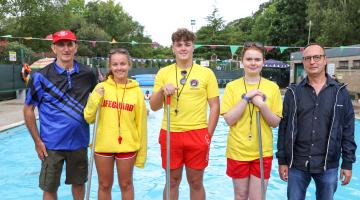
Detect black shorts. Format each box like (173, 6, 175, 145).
(39, 148, 88, 192)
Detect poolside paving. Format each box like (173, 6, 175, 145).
(0, 97, 359, 132)
(0, 98, 38, 132)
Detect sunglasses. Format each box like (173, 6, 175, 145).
(109, 48, 130, 55)
(180, 70, 187, 85)
(303, 55, 325, 62)
(244, 41, 264, 48)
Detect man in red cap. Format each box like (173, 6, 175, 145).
(23, 30, 97, 199)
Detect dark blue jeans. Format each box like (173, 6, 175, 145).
(287, 167, 338, 200)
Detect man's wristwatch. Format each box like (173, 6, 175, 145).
(242, 94, 251, 103)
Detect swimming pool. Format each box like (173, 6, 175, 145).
(0, 88, 359, 199)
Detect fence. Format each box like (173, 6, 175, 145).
(0, 64, 26, 100)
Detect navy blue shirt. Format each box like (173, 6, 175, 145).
(293, 77, 337, 172)
(25, 61, 97, 150)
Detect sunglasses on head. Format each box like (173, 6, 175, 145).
(180, 70, 187, 85)
(109, 48, 129, 55)
(244, 41, 264, 48)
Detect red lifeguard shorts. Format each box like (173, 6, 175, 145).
(159, 128, 211, 170)
(95, 152, 137, 160)
(227, 156, 273, 179)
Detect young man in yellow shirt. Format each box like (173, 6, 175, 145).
(150, 28, 220, 200)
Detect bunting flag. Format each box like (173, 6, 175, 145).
(210, 45, 216, 49)
(0, 40, 9, 46)
(265, 47, 273, 52)
(131, 40, 138, 45)
(90, 41, 96, 47)
(151, 42, 159, 49)
(300, 47, 305, 52)
(0, 34, 359, 55)
(44, 34, 53, 40)
(110, 38, 117, 44)
(280, 47, 288, 53)
(230, 45, 240, 55)
(194, 44, 202, 49)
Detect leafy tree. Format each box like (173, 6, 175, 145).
(196, 7, 231, 60)
(0, 41, 34, 64)
(307, 0, 360, 46)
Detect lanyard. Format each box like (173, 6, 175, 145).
(116, 81, 127, 144)
(174, 64, 193, 115)
(243, 77, 261, 140)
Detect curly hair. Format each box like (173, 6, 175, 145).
(171, 28, 196, 43)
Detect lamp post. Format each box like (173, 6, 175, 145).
(307, 20, 312, 44)
(191, 19, 196, 32)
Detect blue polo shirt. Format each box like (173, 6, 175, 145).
(25, 60, 97, 150)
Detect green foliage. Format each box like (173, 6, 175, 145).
(307, 0, 360, 46)
(0, 41, 34, 64)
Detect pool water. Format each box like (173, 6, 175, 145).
(0, 88, 359, 199)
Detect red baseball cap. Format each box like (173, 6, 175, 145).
(52, 30, 77, 44)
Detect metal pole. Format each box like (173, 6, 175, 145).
(166, 95, 171, 200)
(256, 111, 265, 200)
(307, 20, 312, 44)
(85, 107, 100, 200)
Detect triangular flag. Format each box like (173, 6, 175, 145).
(1, 35, 12, 38)
(44, 34, 53, 40)
(194, 44, 202, 49)
(151, 42, 159, 49)
(279, 47, 288, 53)
(90, 41, 96, 47)
(230, 45, 240, 55)
(131, 40, 138, 45)
(210, 45, 216, 49)
(110, 38, 117, 44)
(0, 40, 9, 46)
(300, 47, 305, 52)
(265, 47, 273, 52)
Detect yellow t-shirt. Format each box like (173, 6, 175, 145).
(220, 77, 283, 161)
(153, 63, 219, 132)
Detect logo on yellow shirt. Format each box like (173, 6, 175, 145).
(190, 79, 199, 88)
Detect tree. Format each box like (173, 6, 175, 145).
(307, 0, 360, 46)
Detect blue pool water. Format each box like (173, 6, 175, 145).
(0, 88, 359, 199)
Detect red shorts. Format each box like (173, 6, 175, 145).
(95, 152, 137, 160)
(227, 156, 273, 179)
(159, 128, 211, 170)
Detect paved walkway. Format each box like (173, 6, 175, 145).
(0, 98, 38, 132)
(0, 98, 359, 132)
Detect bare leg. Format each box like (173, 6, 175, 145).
(72, 184, 85, 200)
(95, 155, 115, 200)
(248, 175, 269, 200)
(232, 177, 250, 200)
(163, 166, 183, 200)
(116, 157, 136, 200)
(43, 191, 57, 200)
(185, 167, 205, 200)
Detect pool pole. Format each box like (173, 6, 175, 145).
(256, 111, 266, 200)
(85, 107, 100, 200)
(166, 95, 171, 200)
